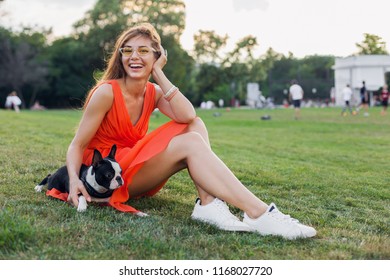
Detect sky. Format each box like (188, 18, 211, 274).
(1, 0, 389, 58)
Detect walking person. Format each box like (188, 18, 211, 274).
(289, 80, 304, 120)
(341, 84, 354, 116)
(359, 81, 369, 116)
(63, 23, 316, 239)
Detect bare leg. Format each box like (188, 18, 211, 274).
(183, 118, 216, 206)
(129, 117, 268, 218)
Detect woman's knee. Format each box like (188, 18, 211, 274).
(187, 117, 210, 145)
(169, 131, 209, 156)
(189, 117, 206, 131)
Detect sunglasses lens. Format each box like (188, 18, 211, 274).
(120, 47, 154, 56)
(120, 47, 133, 56)
(137, 47, 151, 56)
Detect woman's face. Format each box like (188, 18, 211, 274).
(120, 35, 157, 80)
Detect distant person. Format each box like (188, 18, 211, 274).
(358, 81, 369, 116)
(289, 79, 304, 120)
(5, 91, 22, 113)
(380, 84, 389, 116)
(330, 87, 336, 106)
(341, 84, 354, 116)
(31, 100, 46, 111)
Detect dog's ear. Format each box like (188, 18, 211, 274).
(108, 144, 117, 159)
(92, 149, 103, 168)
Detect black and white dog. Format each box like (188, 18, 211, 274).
(35, 145, 123, 212)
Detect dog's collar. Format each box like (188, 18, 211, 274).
(81, 178, 114, 199)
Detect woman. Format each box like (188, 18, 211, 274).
(65, 23, 316, 239)
(5, 91, 22, 112)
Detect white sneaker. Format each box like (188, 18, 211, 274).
(191, 198, 252, 232)
(243, 203, 316, 239)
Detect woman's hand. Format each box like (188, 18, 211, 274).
(153, 45, 167, 72)
(67, 177, 91, 208)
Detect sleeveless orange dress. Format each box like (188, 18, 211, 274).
(47, 80, 188, 214)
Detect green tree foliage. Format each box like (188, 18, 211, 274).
(193, 30, 228, 63)
(225, 35, 258, 64)
(194, 34, 266, 105)
(194, 64, 227, 105)
(46, 0, 191, 106)
(0, 0, 337, 108)
(264, 53, 334, 103)
(0, 27, 49, 108)
(73, 0, 186, 67)
(356, 33, 388, 55)
(225, 36, 267, 103)
(45, 37, 95, 107)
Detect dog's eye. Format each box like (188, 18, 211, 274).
(106, 173, 114, 179)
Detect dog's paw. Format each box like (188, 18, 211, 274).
(34, 185, 44, 192)
(77, 196, 88, 212)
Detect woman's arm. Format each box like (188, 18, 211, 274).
(66, 83, 114, 207)
(152, 46, 196, 123)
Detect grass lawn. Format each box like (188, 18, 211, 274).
(0, 107, 389, 260)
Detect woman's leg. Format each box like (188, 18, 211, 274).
(129, 118, 268, 218)
(129, 118, 317, 239)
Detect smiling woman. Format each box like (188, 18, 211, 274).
(66, 23, 195, 213)
(61, 22, 316, 240)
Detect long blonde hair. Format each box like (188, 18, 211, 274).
(84, 23, 161, 107)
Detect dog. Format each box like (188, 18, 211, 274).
(35, 145, 123, 212)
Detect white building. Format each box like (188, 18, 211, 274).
(246, 83, 264, 108)
(333, 55, 390, 106)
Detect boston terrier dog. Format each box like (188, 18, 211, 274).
(35, 145, 123, 212)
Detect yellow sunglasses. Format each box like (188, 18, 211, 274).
(119, 46, 157, 57)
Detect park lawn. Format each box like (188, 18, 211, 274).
(0, 107, 389, 260)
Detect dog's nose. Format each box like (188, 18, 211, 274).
(116, 176, 123, 186)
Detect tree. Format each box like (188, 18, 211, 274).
(39, 0, 193, 107)
(192, 32, 268, 105)
(356, 33, 388, 55)
(258, 52, 335, 103)
(45, 37, 95, 107)
(222, 36, 264, 103)
(298, 55, 334, 100)
(193, 63, 227, 105)
(225, 35, 258, 65)
(73, 0, 186, 46)
(193, 30, 228, 63)
(0, 27, 49, 108)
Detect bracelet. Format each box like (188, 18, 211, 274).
(164, 85, 177, 98)
(165, 89, 178, 101)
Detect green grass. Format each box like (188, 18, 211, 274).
(0, 107, 389, 260)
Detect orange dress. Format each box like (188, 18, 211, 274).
(47, 80, 188, 214)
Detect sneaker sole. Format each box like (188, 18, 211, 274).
(191, 216, 252, 232)
(249, 229, 316, 239)
(243, 221, 317, 239)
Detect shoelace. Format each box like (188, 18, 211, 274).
(214, 199, 240, 221)
(269, 207, 299, 224)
